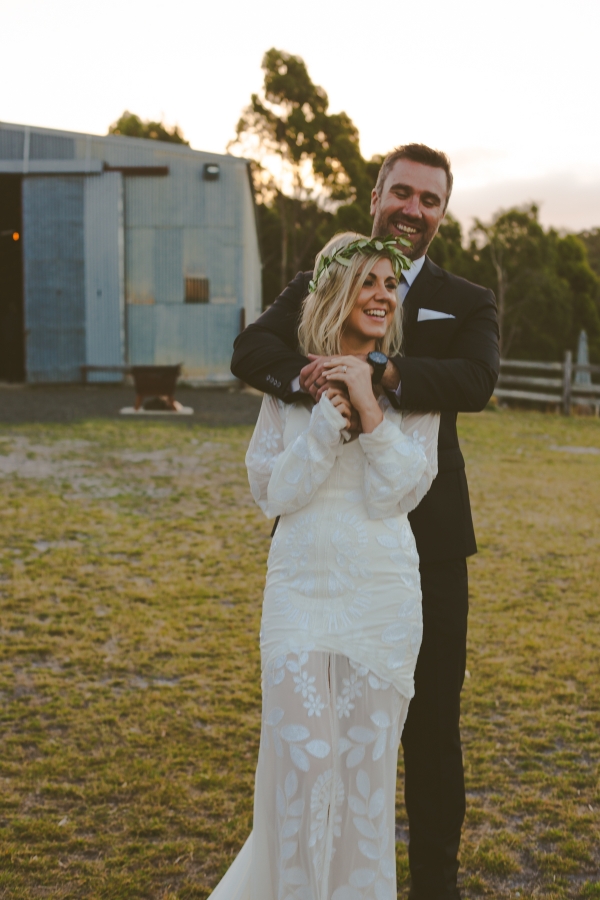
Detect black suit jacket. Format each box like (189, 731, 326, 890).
(231, 257, 500, 563)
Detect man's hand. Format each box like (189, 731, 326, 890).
(380, 359, 401, 393)
(301, 353, 369, 399)
(299, 354, 334, 398)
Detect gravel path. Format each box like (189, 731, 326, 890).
(0, 384, 263, 426)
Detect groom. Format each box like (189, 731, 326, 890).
(231, 144, 499, 900)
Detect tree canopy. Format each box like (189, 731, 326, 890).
(578, 228, 600, 278)
(231, 49, 600, 362)
(229, 49, 375, 297)
(108, 111, 189, 145)
(106, 55, 600, 364)
(429, 206, 600, 361)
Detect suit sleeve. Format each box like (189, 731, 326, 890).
(231, 271, 311, 401)
(391, 288, 499, 412)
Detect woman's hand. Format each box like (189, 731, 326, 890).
(319, 382, 362, 434)
(323, 357, 383, 433)
(325, 385, 353, 429)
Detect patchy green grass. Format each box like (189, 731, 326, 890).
(0, 409, 598, 899)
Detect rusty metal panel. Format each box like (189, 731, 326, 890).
(23, 176, 85, 382)
(84, 172, 125, 381)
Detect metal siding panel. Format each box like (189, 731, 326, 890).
(154, 304, 239, 375)
(177, 162, 203, 226)
(126, 304, 238, 377)
(23, 177, 86, 382)
(126, 228, 155, 304)
(203, 164, 238, 229)
(125, 175, 172, 227)
(125, 164, 200, 228)
(84, 172, 125, 381)
(164, 164, 194, 227)
(113, 151, 257, 376)
(182, 228, 209, 277)
(241, 168, 262, 323)
(204, 233, 237, 302)
(154, 228, 183, 303)
(123, 159, 241, 228)
(29, 132, 75, 160)
(0, 128, 25, 159)
(127, 305, 156, 364)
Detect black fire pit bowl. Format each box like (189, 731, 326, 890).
(131, 364, 182, 410)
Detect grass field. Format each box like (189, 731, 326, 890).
(0, 406, 599, 899)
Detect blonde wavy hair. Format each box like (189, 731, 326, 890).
(298, 232, 403, 358)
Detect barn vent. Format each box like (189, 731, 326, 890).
(185, 277, 210, 303)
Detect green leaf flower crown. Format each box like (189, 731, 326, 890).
(307, 234, 413, 294)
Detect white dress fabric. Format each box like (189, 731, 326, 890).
(210, 394, 440, 900)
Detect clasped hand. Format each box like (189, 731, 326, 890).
(299, 354, 384, 434)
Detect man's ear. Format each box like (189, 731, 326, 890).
(369, 188, 379, 217)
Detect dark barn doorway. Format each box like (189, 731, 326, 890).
(0, 176, 25, 381)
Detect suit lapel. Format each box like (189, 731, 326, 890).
(402, 257, 445, 348)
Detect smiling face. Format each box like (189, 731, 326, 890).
(341, 257, 398, 354)
(370, 158, 449, 260)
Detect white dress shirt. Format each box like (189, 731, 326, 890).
(398, 254, 425, 304)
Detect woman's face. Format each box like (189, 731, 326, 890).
(342, 257, 398, 347)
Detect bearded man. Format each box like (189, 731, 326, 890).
(231, 143, 500, 900)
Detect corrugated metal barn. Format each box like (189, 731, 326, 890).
(0, 121, 261, 383)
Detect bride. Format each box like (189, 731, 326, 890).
(212, 232, 440, 900)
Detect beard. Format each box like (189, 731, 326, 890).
(371, 210, 437, 260)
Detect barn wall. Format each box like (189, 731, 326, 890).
(84, 172, 125, 381)
(128, 304, 240, 376)
(2, 122, 262, 383)
(23, 176, 86, 382)
(123, 156, 251, 377)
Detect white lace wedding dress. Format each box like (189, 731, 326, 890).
(209, 394, 440, 900)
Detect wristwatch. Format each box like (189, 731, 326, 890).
(367, 350, 388, 385)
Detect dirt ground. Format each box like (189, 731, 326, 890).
(0, 384, 263, 426)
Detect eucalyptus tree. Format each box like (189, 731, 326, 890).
(230, 48, 371, 296)
(470, 205, 600, 360)
(108, 111, 189, 145)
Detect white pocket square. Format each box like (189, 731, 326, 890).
(417, 308, 456, 322)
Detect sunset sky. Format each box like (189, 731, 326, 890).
(3, 0, 599, 233)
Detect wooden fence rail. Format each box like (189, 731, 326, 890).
(494, 351, 600, 415)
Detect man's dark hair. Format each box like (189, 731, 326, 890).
(375, 143, 453, 209)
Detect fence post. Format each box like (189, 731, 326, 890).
(562, 350, 572, 416)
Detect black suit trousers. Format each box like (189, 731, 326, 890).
(402, 558, 469, 899)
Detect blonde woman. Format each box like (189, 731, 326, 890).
(211, 233, 440, 900)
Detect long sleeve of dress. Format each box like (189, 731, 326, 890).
(358, 409, 440, 519)
(246, 393, 347, 519)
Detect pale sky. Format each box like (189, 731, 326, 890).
(3, 0, 599, 234)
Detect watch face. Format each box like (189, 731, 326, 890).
(369, 351, 388, 366)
